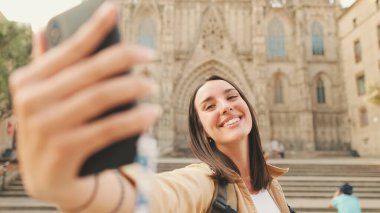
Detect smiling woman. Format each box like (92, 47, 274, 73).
(185, 75, 291, 212)
(0, 0, 80, 30)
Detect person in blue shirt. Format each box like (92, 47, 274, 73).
(328, 183, 362, 213)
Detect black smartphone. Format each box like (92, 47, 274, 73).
(45, 0, 138, 177)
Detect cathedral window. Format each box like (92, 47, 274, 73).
(359, 108, 369, 127)
(137, 17, 156, 49)
(202, 14, 224, 54)
(274, 77, 284, 104)
(356, 74, 366, 96)
(270, 0, 286, 8)
(311, 21, 324, 56)
(267, 18, 286, 58)
(354, 39, 361, 63)
(316, 78, 326, 104)
(377, 25, 380, 49)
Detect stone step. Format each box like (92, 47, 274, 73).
(1, 211, 59, 213)
(287, 198, 380, 213)
(5, 185, 24, 191)
(292, 208, 379, 213)
(10, 180, 22, 184)
(0, 197, 57, 211)
(284, 191, 380, 199)
(280, 182, 380, 187)
(280, 178, 380, 187)
(278, 176, 380, 181)
(0, 207, 58, 212)
(157, 158, 380, 178)
(0, 190, 27, 197)
(0, 211, 60, 213)
(282, 186, 380, 192)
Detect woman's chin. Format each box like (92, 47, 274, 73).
(218, 133, 249, 145)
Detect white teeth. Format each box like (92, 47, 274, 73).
(223, 117, 240, 127)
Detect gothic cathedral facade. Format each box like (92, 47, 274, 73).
(119, 0, 351, 155)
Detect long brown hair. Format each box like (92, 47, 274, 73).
(188, 75, 272, 191)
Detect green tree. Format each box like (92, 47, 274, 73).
(0, 21, 32, 119)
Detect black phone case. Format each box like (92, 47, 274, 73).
(45, 0, 138, 177)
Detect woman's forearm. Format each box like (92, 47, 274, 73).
(58, 170, 136, 213)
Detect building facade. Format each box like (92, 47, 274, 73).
(338, 0, 380, 156)
(118, 0, 353, 156)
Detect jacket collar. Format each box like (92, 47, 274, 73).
(267, 164, 289, 178)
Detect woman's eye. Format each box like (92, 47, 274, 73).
(227, 95, 238, 100)
(205, 105, 215, 111)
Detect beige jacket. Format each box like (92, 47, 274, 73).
(121, 163, 290, 213)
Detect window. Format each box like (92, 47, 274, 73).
(311, 21, 324, 55)
(267, 18, 286, 58)
(202, 13, 224, 54)
(137, 17, 156, 49)
(353, 18, 357, 28)
(270, 0, 286, 7)
(377, 25, 380, 49)
(316, 78, 326, 104)
(354, 40, 361, 63)
(274, 77, 284, 104)
(359, 108, 369, 127)
(356, 74, 366, 96)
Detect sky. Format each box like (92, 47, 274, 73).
(0, 0, 81, 31)
(0, 0, 356, 31)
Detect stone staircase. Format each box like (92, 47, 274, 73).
(0, 177, 58, 213)
(0, 158, 379, 213)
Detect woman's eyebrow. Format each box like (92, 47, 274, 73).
(224, 88, 237, 94)
(200, 88, 237, 106)
(200, 97, 214, 106)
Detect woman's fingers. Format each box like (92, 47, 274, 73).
(20, 45, 154, 115)
(11, 2, 118, 90)
(31, 31, 47, 59)
(51, 104, 162, 163)
(31, 75, 157, 132)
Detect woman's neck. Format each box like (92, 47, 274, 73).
(217, 137, 251, 181)
(217, 137, 256, 193)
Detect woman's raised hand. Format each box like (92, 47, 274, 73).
(10, 1, 160, 207)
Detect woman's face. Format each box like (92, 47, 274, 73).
(194, 80, 252, 146)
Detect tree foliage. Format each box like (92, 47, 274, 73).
(0, 21, 32, 119)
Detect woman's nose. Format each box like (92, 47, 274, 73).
(220, 101, 233, 114)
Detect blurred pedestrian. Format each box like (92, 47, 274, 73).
(271, 139, 285, 159)
(328, 183, 361, 213)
